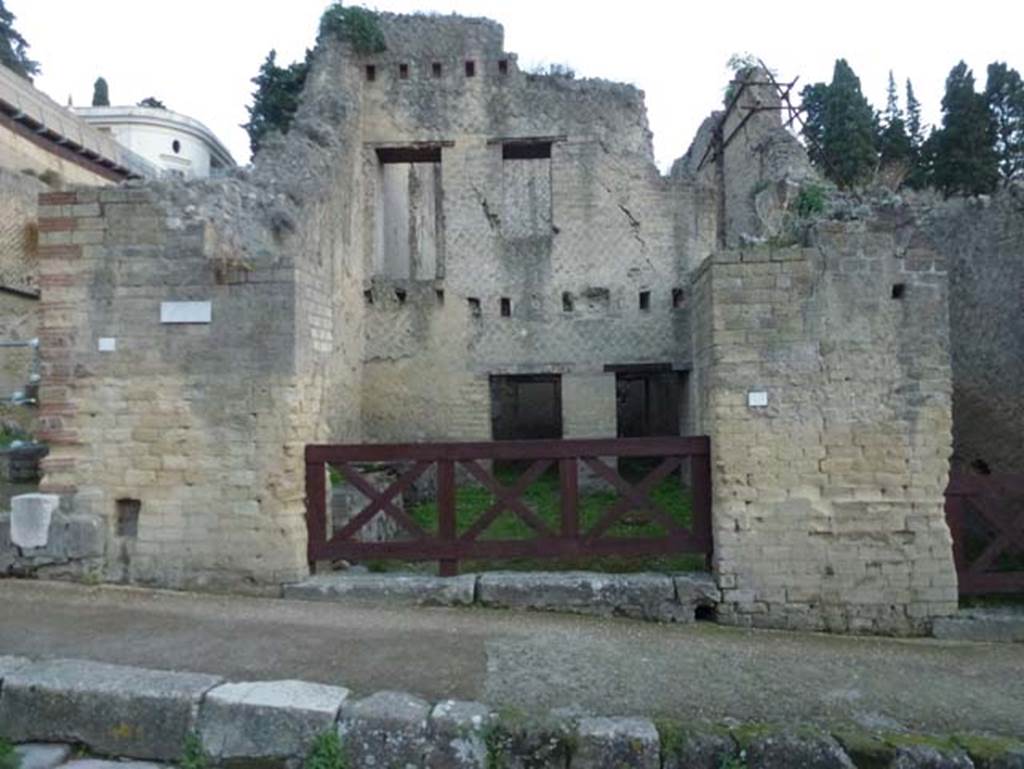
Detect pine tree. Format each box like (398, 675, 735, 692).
(243, 49, 312, 156)
(932, 61, 999, 196)
(0, 0, 38, 80)
(878, 71, 912, 169)
(984, 61, 1024, 184)
(800, 62, 880, 188)
(92, 77, 110, 107)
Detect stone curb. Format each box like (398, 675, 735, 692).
(3, 656, 1024, 768)
(284, 570, 721, 623)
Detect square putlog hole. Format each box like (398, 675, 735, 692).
(116, 498, 141, 538)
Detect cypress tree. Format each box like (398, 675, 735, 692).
(878, 71, 912, 169)
(0, 0, 38, 80)
(821, 59, 878, 188)
(799, 82, 828, 170)
(903, 80, 930, 189)
(932, 61, 999, 196)
(984, 61, 1024, 184)
(92, 77, 110, 107)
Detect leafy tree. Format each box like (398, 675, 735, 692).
(801, 59, 878, 188)
(92, 77, 110, 107)
(0, 0, 38, 80)
(878, 70, 912, 168)
(932, 61, 999, 196)
(984, 61, 1024, 184)
(138, 97, 166, 109)
(243, 49, 311, 156)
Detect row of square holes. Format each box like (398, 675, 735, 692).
(366, 58, 509, 82)
(365, 288, 687, 314)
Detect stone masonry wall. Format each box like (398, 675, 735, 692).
(693, 218, 957, 634)
(356, 15, 693, 442)
(925, 187, 1024, 474)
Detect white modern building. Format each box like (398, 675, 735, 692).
(73, 106, 235, 180)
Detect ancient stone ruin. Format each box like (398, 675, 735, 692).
(18, 12, 1024, 635)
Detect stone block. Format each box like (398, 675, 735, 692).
(15, 743, 72, 769)
(890, 745, 974, 769)
(0, 654, 30, 682)
(931, 611, 1024, 644)
(673, 572, 720, 614)
(199, 679, 350, 761)
(476, 572, 679, 621)
(10, 494, 60, 548)
(482, 713, 574, 769)
(338, 690, 430, 769)
(0, 658, 222, 760)
(59, 762, 165, 769)
(745, 731, 856, 769)
(573, 717, 660, 769)
(284, 573, 477, 607)
(661, 729, 736, 769)
(426, 699, 492, 769)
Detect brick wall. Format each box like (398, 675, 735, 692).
(693, 220, 957, 634)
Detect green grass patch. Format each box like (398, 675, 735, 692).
(0, 739, 20, 769)
(391, 464, 703, 573)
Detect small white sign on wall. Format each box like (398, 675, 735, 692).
(160, 301, 212, 324)
(97, 337, 117, 352)
(748, 390, 769, 408)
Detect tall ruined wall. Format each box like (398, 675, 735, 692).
(357, 15, 694, 442)
(925, 186, 1024, 474)
(693, 217, 957, 634)
(34, 35, 368, 589)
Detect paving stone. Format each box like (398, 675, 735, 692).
(338, 690, 431, 769)
(745, 731, 856, 769)
(14, 743, 72, 769)
(284, 573, 478, 607)
(661, 729, 736, 769)
(426, 699, 493, 769)
(10, 494, 59, 548)
(890, 745, 975, 769)
(476, 571, 680, 621)
(0, 658, 222, 760)
(573, 717, 660, 769)
(57, 761, 166, 769)
(932, 610, 1024, 644)
(199, 679, 350, 761)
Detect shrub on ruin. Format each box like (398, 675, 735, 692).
(179, 733, 207, 769)
(0, 739, 19, 769)
(319, 4, 386, 55)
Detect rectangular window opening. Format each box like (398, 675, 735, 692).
(395, 288, 407, 304)
(891, 283, 906, 299)
(500, 297, 512, 317)
(399, 63, 409, 79)
(498, 59, 509, 75)
(435, 289, 445, 305)
(468, 297, 481, 317)
(502, 141, 552, 160)
(562, 292, 574, 312)
(672, 288, 685, 308)
(365, 64, 376, 82)
(639, 290, 651, 311)
(363, 289, 374, 305)
(116, 498, 141, 539)
(432, 62, 442, 78)
(465, 60, 476, 77)
(376, 146, 443, 164)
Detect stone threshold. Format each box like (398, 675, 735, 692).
(283, 570, 720, 624)
(2, 655, 1023, 769)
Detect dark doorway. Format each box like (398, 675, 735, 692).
(615, 369, 681, 438)
(490, 374, 563, 440)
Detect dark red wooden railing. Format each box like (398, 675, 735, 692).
(305, 437, 712, 576)
(946, 470, 1024, 595)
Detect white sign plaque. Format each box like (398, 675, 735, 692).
(97, 337, 117, 352)
(748, 391, 769, 408)
(160, 301, 212, 324)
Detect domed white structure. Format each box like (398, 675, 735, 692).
(73, 105, 235, 180)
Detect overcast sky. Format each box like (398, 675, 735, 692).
(12, 1, 1023, 171)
